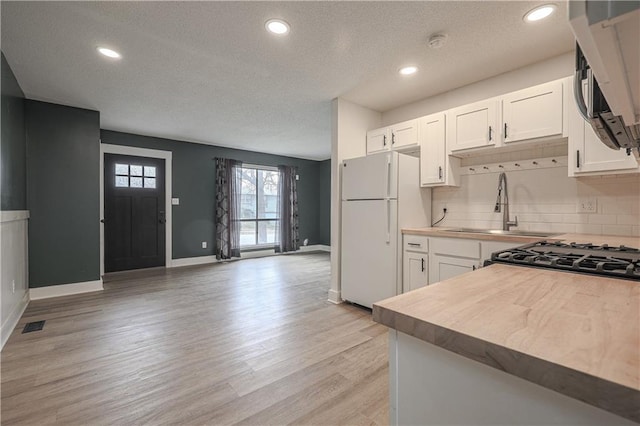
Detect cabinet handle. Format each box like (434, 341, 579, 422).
(421, 258, 425, 272)
(407, 242, 421, 247)
(489, 125, 493, 141)
(576, 150, 581, 168)
(383, 135, 387, 146)
(504, 123, 508, 139)
(391, 133, 396, 145)
(438, 166, 443, 180)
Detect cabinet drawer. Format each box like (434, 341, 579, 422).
(430, 237, 480, 259)
(404, 235, 429, 253)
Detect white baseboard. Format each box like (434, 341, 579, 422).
(1, 292, 29, 350)
(170, 245, 331, 268)
(171, 255, 218, 268)
(327, 288, 342, 304)
(0, 210, 30, 223)
(29, 279, 104, 300)
(300, 244, 331, 253)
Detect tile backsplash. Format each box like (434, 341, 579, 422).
(432, 166, 640, 236)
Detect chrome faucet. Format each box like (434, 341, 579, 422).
(494, 172, 518, 231)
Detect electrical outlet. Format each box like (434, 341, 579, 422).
(577, 198, 597, 213)
(12, 280, 15, 293)
(201, 241, 207, 249)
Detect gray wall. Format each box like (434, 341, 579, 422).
(26, 100, 100, 288)
(1, 52, 26, 211)
(318, 159, 331, 245)
(101, 130, 329, 259)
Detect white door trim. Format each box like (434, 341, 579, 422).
(100, 143, 173, 275)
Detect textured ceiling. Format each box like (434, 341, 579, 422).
(1, 1, 574, 160)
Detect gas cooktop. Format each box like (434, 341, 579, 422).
(487, 241, 640, 281)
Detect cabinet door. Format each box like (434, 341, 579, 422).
(502, 80, 563, 143)
(570, 80, 639, 175)
(420, 113, 446, 186)
(574, 121, 639, 173)
(367, 127, 390, 154)
(429, 254, 479, 284)
(390, 119, 419, 150)
(403, 252, 428, 293)
(448, 99, 498, 152)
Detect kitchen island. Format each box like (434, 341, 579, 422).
(373, 233, 640, 425)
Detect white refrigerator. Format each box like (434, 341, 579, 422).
(341, 151, 431, 308)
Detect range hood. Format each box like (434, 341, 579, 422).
(569, 0, 640, 154)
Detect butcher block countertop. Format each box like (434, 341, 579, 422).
(401, 226, 558, 243)
(373, 233, 640, 423)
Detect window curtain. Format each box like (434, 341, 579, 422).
(214, 158, 242, 260)
(275, 165, 300, 253)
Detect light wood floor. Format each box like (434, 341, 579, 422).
(1, 252, 389, 425)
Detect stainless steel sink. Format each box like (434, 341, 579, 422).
(444, 228, 559, 238)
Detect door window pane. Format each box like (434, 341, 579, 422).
(115, 176, 129, 187)
(130, 165, 143, 176)
(258, 220, 278, 245)
(144, 178, 156, 189)
(144, 166, 156, 177)
(130, 177, 143, 188)
(115, 164, 129, 175)
(240, 221, 256, 246)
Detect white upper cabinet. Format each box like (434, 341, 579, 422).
(447, 99, 499, 152)
(420, 113, 459, 187)
(366, 127, 390, 154)
(389, 119, 419, 151)
(501, 80, 564, 144)
(568, 80, 639, 176)
(367, 120, 419, 155)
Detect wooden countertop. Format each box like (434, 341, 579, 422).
(401, 226, 558, 244)
(373, 234, 640, 422)
(403, 227, 640, 247)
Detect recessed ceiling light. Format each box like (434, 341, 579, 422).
(524, 4, 556, 22)
(265, 19, 290, 35)
(399, 66, 418, 76)
(97, 47, 121, 59)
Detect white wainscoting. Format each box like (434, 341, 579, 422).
(1, 211, 30, 349)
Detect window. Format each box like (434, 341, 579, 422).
(115, 164, 156, 189)
(238, 166, 279, 248)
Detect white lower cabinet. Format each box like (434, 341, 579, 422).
(428, 237, 481, 284)
(402, 235, 429, 293)
(404, 252, 428, 292)
(429, 254, 479, 283)
(402, 235, 522, 288)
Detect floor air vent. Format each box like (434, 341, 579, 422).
(22, 321, 45, 333)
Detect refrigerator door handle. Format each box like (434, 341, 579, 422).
(386, 199, 391, 243)
(386, 154, 391, 198)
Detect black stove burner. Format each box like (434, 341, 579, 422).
(535, 240, 640, 253)
(489, 240, 640, 281)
